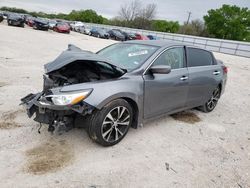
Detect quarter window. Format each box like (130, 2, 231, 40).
(187, 48, 213, 67)
(153, 47, 184, 69)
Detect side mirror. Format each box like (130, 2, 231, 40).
(150, 65, 171, 74)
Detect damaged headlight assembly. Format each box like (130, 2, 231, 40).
(46, 89, 92, 106)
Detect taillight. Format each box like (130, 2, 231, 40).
(223, 66, 228, 74)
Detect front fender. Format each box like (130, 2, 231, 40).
(60, 75, 144, 127)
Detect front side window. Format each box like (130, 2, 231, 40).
(153, 47, 184, 69)
(187, 48, 213, 67)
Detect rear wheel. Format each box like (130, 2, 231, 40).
(88, 99, 133, 146)
(199, 87, 221, 113)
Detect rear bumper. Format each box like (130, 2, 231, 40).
(58, 29, 70, 33)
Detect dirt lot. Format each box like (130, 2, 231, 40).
(0, 22, 250, 188)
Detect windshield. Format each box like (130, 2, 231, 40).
(57, 22, 68, 26)
(97, 43, 159, 70)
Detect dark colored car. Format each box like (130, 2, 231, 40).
(135, 33, 149, 40)
(127, 33, 137, 40)
(53, 22, 70, 33)
(90, 28, 109, 39)
(7, 14, 25, 27)
(33, 19, 49, 31)
(125, 32, 137, 40)
(21, 41, 227, 146)
(0, 13, 4, 22)
(147, 35, 158, 40)
(108, 29, 125, 41)
(112, 29, 135, 40)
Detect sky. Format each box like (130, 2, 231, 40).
(0, 0, 249, 23)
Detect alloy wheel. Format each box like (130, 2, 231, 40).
(207, 87, 220, 111)
(101, 106, 131, 143)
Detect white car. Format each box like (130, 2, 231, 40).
(48, 20, 57, 29)
(84, 26, 91, 35)
(71, 21, 84, 32)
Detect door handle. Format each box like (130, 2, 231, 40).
(180, 76, 188, 81)
(213, 71, 220, 75)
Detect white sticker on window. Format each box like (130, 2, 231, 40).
(128, 50, 148, 57)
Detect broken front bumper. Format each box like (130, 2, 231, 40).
(21, 92, 94, 125)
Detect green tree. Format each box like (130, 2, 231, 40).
(68, 9, 104, 23)
(204, 4, 250, 41)
(0, 6, 28, 14)
(152, 20, 180, 33)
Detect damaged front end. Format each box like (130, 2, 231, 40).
(21, 44, 125, 133)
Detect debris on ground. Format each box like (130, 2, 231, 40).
(171, 111, 201, 124)
(25, 140, 74, 174)
(0, 110, 23, 129)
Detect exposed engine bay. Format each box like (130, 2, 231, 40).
(43, 60, 124, 92)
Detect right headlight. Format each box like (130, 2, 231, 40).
(49, 89, 92, 106)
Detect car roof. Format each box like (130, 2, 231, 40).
(123, 40, 187, 48)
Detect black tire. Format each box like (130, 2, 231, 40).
(88, 99, 133, 146)
(198, 86, 221, 113)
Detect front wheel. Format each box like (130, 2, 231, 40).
(199, 87, 221, 113)
(88, 99, 133, 146)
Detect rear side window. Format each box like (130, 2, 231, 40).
(187, 48, 213, 67)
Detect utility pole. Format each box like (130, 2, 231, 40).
(186, 11, 192, 24)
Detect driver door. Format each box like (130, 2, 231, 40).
(143, 47, 189, 119)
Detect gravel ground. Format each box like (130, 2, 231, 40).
(0, 22, 250, 188)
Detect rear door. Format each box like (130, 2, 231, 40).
(143, 47, 189, 119)
(186, 47, 223, 108)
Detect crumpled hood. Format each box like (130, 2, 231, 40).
(44, 44, 122, 73)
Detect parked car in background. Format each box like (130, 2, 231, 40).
(48, 20, 57, 29)
(90, 28, 110, 39)
(7, 14, 25, 27)
(127, 33, 137, 40)
(53, 22, 70, 33)
(111, 29, 134, 40)
(108, 29, 125, 41)
(26, 17, 35, 27)
(21, 41, 227, 146)
(135, 33, 149, 40)
(83, 26, 91, 35)
(122, 31, 137, 40)
(0, 13, 3, 22)
(78, 26, 85, 34)
(147, 35, 158, 40)
(33, 18, 49, 31)
(2, 12, 8, 19)
(71, 21, 84, 32)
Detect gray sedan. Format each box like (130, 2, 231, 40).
(21, 41, 228, 146)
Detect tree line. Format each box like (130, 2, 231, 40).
(0, 2, 249, 42)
